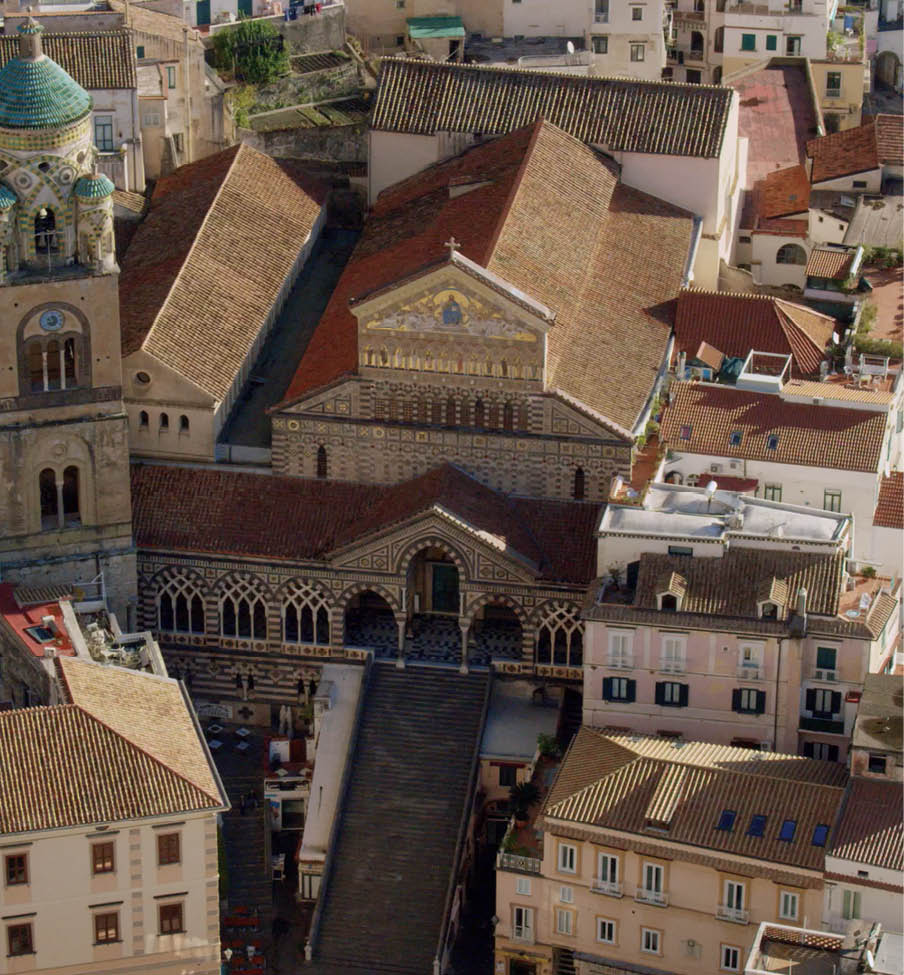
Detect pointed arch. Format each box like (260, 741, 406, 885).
(151, 566, 209, 635)
(279, 578, 333, 645)
(215, 571, 271, 640)
(532, 600, 584, 667)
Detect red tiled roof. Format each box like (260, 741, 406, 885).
(829, 779, 903, 872)
(874, 472, 903, 529)
(0, 584, 75, 658)
(674, 290, 836, 377)
(807, 123, 880, 185)
(131, 462, 602, 584)
(806, 247, 856, 280)
(875, 113, 904, 166)
(761, 164, 811, 218)
(281, 119, 693, 432)
(661, 382, 887, 473)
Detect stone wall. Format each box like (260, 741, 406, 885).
(240, 120, 367, 163)
(278, 3, 346, 53)
(252, 59, 359, 111)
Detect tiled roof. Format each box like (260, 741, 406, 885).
(119, 144, 327, 401)
(74, 172, 114, 198)
(674, 290, 836, 378)
(107, 0, 202, 45)
(874, 472, 903, 529)
(0, 582, 75, 657)
(0, 28, 136, 92)
(282, 120, 693, 432)
(759, 164, 811, 218)
(806, 247, 856, 280)
(543, 728, 846, 871)
(829, 779, 903, 872)
(131, 462, 602, 584)
(807, 123, 880, 184)
(661, 382, 886, 472)
(371, 58, 733, 158)
(875, 113, 903, 166)
(630, 549, 845, 619)
(0, 661, 224, 834)
(781, 379, 894, 406)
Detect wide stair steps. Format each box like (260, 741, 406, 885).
(221, 772, 272, 929)
(554, 947, 577, 975)
(310, 662, 489, 973)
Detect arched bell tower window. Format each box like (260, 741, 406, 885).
(316, 445, 328, 479)
(34, 208, 58, 254)
(39, 468, 58, 528)
(573, 467, 586, 500)
(62, 466, 80, 525)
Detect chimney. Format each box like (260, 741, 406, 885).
(17, 18, 44, 61)
(790, 586, 808, 637)
(677, 350, 687, 379)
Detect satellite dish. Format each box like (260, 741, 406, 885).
(566, 41, 575, 54)
(705, 480, 718, 497)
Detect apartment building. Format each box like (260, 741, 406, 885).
(494, 728, 847, 975)
(587, 0, 669, 81)
(0, 656, 228, 975)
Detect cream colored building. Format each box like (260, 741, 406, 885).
(0, 657, 228, 975)
(494, 728, 847, 975)
(588, 0, 669, 81)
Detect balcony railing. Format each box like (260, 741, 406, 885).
(799, 716, 844, 734)
(608, 657, 634, 670)
(512, 928, 535, 944)
(635, 888, 669, 907)
(591, 878, 624, 897)
(717, 904, 750, 924)
(594, 12, 609, 22)
(825, 88, 842, 98)
(737, 664, 762, 680)
(497, 852, 542, 874)
(659, 660, 685, 674)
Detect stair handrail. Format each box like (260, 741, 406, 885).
(304, 650, 374, 962)
(432, 666, 494, 974)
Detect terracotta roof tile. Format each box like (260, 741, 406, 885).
(829, 779, 903, 871)
(120, 144, 326, 401)
(131, 462, 602, 584)
(759, 164, 811, 219)
(0, 28, 136, 89)
(875, 113, 904, 166)
(807, 123, 880, 184)
(543, 728, 846, 871)
(283, 120, 693, 431)
(661, 382, 886, 472)
(806, 247, 856, 279)
(874, 472, 903, 529)
(781, 379, 894, 406)
(674, 291, 836, 377)
(371, 58, 733, 158)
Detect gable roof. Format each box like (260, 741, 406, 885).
(661, 382, 887, 473)
(807, 122, 881, 184)
(759, 164, 811, 219)
(829, 779, 903, 872)
(282, 120, 693, 432)
(874, 472, 903, 530)
(674, 290, 836, 377)
(0, 28, 136, 90)
(119, 143, 326, 401)
(543, 728, 846, 872)
(875, 113, 903, 166)
(806, 246, 856, 280)
(131, 461, 602, 584)
(371, 58, 733, 159)
(0, 660, 224, 835)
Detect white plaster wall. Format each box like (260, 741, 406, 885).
(809, 208, 850, 244)
(503, 0, 587, 36)
(812, 168, 883, 193)
(369, 129, 441, 203)
(823, 865, 903, 934)
(597, 532, 723, 575)
(751, 232, 809, 288)
(589, 30, 666, 80)
(90, 89, 145, 193)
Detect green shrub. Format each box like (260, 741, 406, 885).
(537, 733, 561, 759)
(853, 334, 903, 359)
(214, 19, 289, 85)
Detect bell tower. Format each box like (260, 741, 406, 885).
(0, 19, 135, 620)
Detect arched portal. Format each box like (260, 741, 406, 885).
(407, 546, 460, 616)
(344, 590, 396, 656)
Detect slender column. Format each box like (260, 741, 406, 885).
(459, 619, 470, 675)
(55, 476, 64, 529)
(396, 615, 407, 670)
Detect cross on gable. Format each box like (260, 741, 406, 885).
(445, 236, 461, 258)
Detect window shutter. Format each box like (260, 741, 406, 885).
(803, 742, 814, 757)
(805, 688, 816, 712)
(831, 691, 842, 714)
(654, 682, 665, 705)
(732, 688, 742, 712)
(755, 690, 767, 715)
(602, 677, 612, 701)
(843, 889, 852, 918)
(679, 683, 689, 708)
(626, 679, 636, 703)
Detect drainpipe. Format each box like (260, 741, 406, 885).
(774, 634, 782, 751)
(183, 26, 193, 163)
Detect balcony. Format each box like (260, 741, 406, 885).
(591, 878, 624, 897)
(635, 888, 669, 907)
(666, 46, 705, 64)
(717, 904, 750, 924)
(659, 660, 685, 674)
(737, 664, 762, 680)
(608, 657, 634, 670)
(512, 929, 536, 945)
(497, 851, 542, 874)
(799, 716, 844, 734)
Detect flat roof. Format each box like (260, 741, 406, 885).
(480, 681, 558, 761)
(852, 673, 904, 755)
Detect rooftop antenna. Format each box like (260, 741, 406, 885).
(705, 479, 717, 511)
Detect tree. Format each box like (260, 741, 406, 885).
(214, 19, 289, 85)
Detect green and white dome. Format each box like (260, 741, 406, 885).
(0, 184, 17, 209)
(74, 172, 115, 199)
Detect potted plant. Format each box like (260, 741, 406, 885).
(509, 781, 541, 827)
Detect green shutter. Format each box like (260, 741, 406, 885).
(766, 35, 777, 50)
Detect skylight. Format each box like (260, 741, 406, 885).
(680, 424, 692, 441)
(747, 814, 767, 837)
(716, 809, 736, 831)
(779, 819, 796, 842)
(25, 625, 54, 643)
(812, 824, 829, 847)
(729, 430, 742, 446)
(767, 435, 779, 450)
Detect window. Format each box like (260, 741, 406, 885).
(316, 445, 328, 479)
(94, 115, 114, 152)
(62, 466, 79, 525)
(608, 630, 633, 667)
(779, 890, 799, 920)
(159, 412, 169, 431)
(92, 842, 115, 874)
(776, 244, 806, 266)
(766, 435, 779, 450)
(592, 35, 608, 54)
(5, 853, 27, 885)
(157, 832, 180, 866)
(747, 814, 766, 837)
(823, 489, 841, 512)
(502, 400, 515, 431)
(716, 809, 737, 832)
(660, 593, 678, 612)
(804, 741, 839, 761)
(868, 753, 887, 774)
(179, 414, 190, 434)
(558, 842, 577, 874)
(94, 911, 119, 944)
(602, 677, 635, 702)
(474, 398, 486, 428)
(643, 862, 663, 894)
(721, 945, 741, 971)
(724, 879, 745, 910)
(729, 430, 742, 446)
(741, 34, 756, 51)
(139, 410, 149, 429)
(852, 179, 867, 189)
(573, 467, 585, 500)
(763, 484, 782, 502)
(779, 819, 796, 842)
(40, 467, 58, 528)
(661, 635, 685, 672)
(159, 902, 184, 934)
(812, 825, 829, 847)
(807, 688, 841, 717)
(816, 646, 837, 671)
(668, 545, 693, 557)
(555, 907, 574, 935)
(516, 876, 532, 896)
(733, 688, 765, 714)
(641, 928, 660, 954)
(136, 44, 145, 58)
(842, 889, 861, 920)
(560, 885, 574, 904)
(679, 424, 692, 440)
(512, 905, 533, 941)
(766, 34, 777, 50)
(166, 65, 176, 88)
(786, 35, 801, 54)
(499, 764, 517, 788)
(595, 0, 609, 21)
(34, 207, 58, 253)
(632, 6, 643, 18)
(597, 917, 616, 943)
(630, 43, 645, 61)
(826, 72, 841, 97)
(7, 923, 33, 956)
(597, 853, 618, 885)
(656, 681, 688, 707)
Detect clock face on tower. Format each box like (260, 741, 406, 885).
(39, 309, 64, 332)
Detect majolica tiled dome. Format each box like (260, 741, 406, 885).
(74, 173, 115, 199)
(0, 184, 17, 209)
(0, 20, 92, 130)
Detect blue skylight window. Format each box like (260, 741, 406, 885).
(747, 815, 767, 837)
(680, 424, 692, 441)
(716, 809, 737, 831)
(767, 435, 780, 450)
(729, 430, 743, 446)
(779, 819, 797, 842)
(812, 824, 829, 847)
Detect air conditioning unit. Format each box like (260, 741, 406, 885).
(729, 461, 740, 470)
(815, 670, 836, 682)
(710, 464, 723, 473)
(759, 742, 772, 752)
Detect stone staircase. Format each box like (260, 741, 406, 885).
(309, 662, 489, 973)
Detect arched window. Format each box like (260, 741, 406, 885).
(485, 360, 494, 376)
(316, 445, 328, 479)
(39, 467, 58, 528)
(34, 208, 58, 254)
(62, 466, 79, 525)
(179, 415, 190, 433)
(24, 334, 83, 393)
(535, 602, 584, 667)
(45, 340, 61, 390)
(460, 398, 471, 426)
(501, 359, 508, 377)
(487, 401, 499, 428)
(379, 348, 389, 366)
(503, 401, 515, 431)
(156, 570, 206, 634)
(518, 403, 529, 430)
(776, 243, 806, 265)
(282, 581, 331, 646)
(690, 30, 704, 55)
(660, 594, 678, 612)
(431, 399, 442, 425)
(139, 410, 149, 429)
(220, 576, 267, 640)
(573, 467, 586, 500)
(474, 398, 486, 428)
(159, 412, 169, 431)
(63, 338, 76, 387)
(445, 395, 456, 426)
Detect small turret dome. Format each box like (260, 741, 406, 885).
(0, 20, 92, 130)
(0, 184, 17, 209)
(74, 173, 115, 199)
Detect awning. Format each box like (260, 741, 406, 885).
(406, 15, 465, 39)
